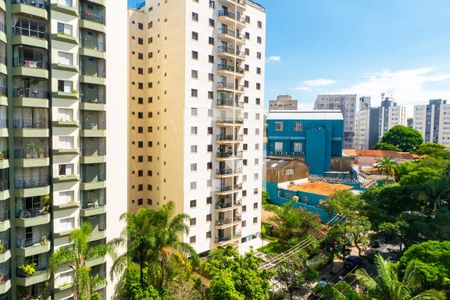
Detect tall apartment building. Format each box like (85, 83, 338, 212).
(0, 1, 127, 299)
(378, 96, 407, 139)
(354, 106, 380, 150)
(269, 95, 298, 111)
(314, 94, 356, 149)
(414, 99, 450, 147)
(128, 0, 266, 254)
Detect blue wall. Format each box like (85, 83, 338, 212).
(267, 119, 343, 175)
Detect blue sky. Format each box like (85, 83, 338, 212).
(128, 0, 450, 115)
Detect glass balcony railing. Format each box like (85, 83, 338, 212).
(215, 236, 232, 243)
(0, 209, 9, 222)
(217, 82, 245, 92)
(15, 176, 50, 189)
(0, 178, 8, 191)
(217, 27, 243, 40)
(216, 134, 243, 141)
(80, 9, 105, 24)
(12, 0, 48, 9)
(217, 46, 245, 58)
(0, 86, 7, 97)
(12, 26, 48, 40)
(218, 10, 245, 23)
(16, 234, 50, 248)
(13, 88, 50, 99)
(14, 58, 48, 69)
(16, 207, 48, 219)
(14, 118, 48, 129)
(80, 37, 105, 52)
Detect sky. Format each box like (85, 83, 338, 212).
(128, 0, 450, 116)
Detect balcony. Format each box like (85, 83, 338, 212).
(216, 167, 242, 178)
(81, 84, 106, 111)
(220, 0, 246, 9)
(16, 234, 51, 256)
(0, 208, 9, 232)
(11, 0, 48, 20)
(215, 183, 242, 195)
(0, 238, 10, 263)
(215, 235, 232, 245)
(13, 117, 49, 138)
(80, 58, 106, 85)
(81, 164, 106, 190)
(0, 270, 11, 294)
(216, 150, 243, 160)
(15, 175, 50, 197)
(217, 64, 245, 76)
(81, 111, 106, 137)
(80, 8, 106, 32)
(84, 218, 106, 241)
(80, 31, 106, 58)
(217, 45, 245, 59)
(16, 267, 50, 287)
(16, 207, 50, 227)
(14, 145, 50, 168)
(217, 98, 243, 109)
(13, 88, 50, 107)
(12, 26, 48, 49)
(217, 27, 245, 43)
(81, 138, 106, 164)
(216, 134, 243, 143)
(217, 81, 245, 93)
(218, 10, 245, 25)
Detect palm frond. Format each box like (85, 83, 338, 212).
(354, 268, 378, 292)
(49, 247, 75, 272)
(410, 289, 447, 300)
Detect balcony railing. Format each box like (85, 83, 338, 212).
(0, 86, 6, 97)
(217, 98, 243, 108)
(13, 26, 48, 40)
(215, 236, 232, 243)
(81, 93, 106, 104)
(218, 10, 245, 23)
(80, 37, 105, 52)
(216, 134, 243, 141)
(216, 117, 244, 124)
(0, 271, 10, 282)
(15, 176, 50, 189)
(81, 67, 106, 78)
(217, 82, 244, 92)
(216, 218, 233, 226)
(14, 58, 48, 69)
(216, 151, 243, 158)
(217, 46, 245, 58)
(16, 207, 48, 219)
(13, 88, 49, 99)
(14, 118, 48, 129)
(12, 0, 48, 9)
(16, 234, 50, 248)
(267, 151, 305, 157)
(0, 179, 8, 191)
(215, 201, 233, 209)
(0, 209, 9, 222)
(216, 168, 233, 175)
(82, 200, 106, 210)
(16, 265, 48, 278)
(14, 147, 49, 159)
(80, 10, 105, 24)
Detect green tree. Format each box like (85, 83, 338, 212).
(379, 125, 424, 152)
(420, 176, 450, 218)
(49, 222, 115, 300)
(414, 143, 447, 155)
(399, 241, 450, 291)
(354, 254, 446, 300)
(118, 263, 161, 300)
(315, 280, 370, 300)
(374, 141, 402, 151)
(376, 157, 398, 178)
(210, 270, 244, 300)
(206, 245, 273, 300)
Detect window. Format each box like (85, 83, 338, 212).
(58, 108, 73, 121)
(275, 142, 283, 152)
(190, 182, 197, 190)
(58, 0, 73, 7)
(206, 196, 212, 204)
(257, 52, 262, 59)
(294, 143, 302, 153)
(257, 20, 262, 28)
(190, 236, 196, 243)
(57, 22, 73, 35)
(138, 22, 143, 30)
(275, 122, 283, 131)
(206, 231, 211, 238)
(190, 200, 197, 207)
(60, 217, 75, 231)
(257, 36, 262, 44)
(190, 163, 197, 171)
(58, 80, 73, 93)
(58, 191, 74, 205)
(191, 145, 197, 153)
(254, 202, 258, 209)
(190, 218, 196, 226)
(209, 18, 214, 27)
(191, 108, 198, 116)
(192, 51, 198, 59)
(58, 51, 73, 65)
(138, 37, 143, 45)
(57, 271, 73, 287)
(208, 37, 214, 45)
(58, 136, 74, 149)
(206, 214, 212, 221)
(253, 217, 258, 224)
(191, 89, 198, 97)
(58, 164, 74, 176)
(192, 12, 199, 21)
(191, 127, 197, 135)
(192, 31, 198, 40)
(294, 122, 302, 131)
(191, 70, 198, 78)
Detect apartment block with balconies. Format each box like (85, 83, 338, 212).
(0, 0, 127, 299)
(128, 0, 265, 254)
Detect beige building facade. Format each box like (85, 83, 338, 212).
(128, 0, 266, 254)
(269, 95, 298, 111)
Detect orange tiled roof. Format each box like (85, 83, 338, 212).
(343, 149, 424, 159)
(288, 181, 353, 196)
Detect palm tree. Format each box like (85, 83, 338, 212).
(112, 202, 198, 292)
(354, 254, 446, 300)
(377, 157, 398, 179)
(49, 222, 115, 300)
(421, 176, 450, 218)
(111, 208, 156, 287)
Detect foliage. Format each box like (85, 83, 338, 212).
(376, 157, 398, 177)
(379, 125, 424, 152)
(274, 250, 317, 300)
(399, 241, 450, 291)
(206, 245, 273, 300)
(374, 141, 402, 151)
(315, 280, 370, 300)
(112, 202, 198, 297)
(257, 240, 290, 255)
(414, 142, 447, 155)
(354, 254, 446, 300)
(118, 263, 161, 300)
(49, 222, 115, 300)
(262, 190, 270, 206)
(19, 262, 36, 276)
(269, 200, 321, 241)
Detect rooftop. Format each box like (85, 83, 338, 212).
(343, 149, 423, 159)
(268, 110, 343, 121)
(288, 181, 353, 196)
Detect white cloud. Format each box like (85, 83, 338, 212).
(293, 86, 312, 91)
(337, 68, 450, 115)
(303, 78, 337, 87)
(267, 56, 281, 62)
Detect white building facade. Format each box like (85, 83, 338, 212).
(414, 99, 450, 147)
(378, 96, 407, 139)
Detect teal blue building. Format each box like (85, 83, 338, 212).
(267, 111, 344, 175)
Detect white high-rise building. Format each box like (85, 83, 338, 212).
(314, 94, 357, 149)
(414, 99, 450, 147)
(378, 96, 407, 139)
(128, 0, 266, 254)
(354, 107, 380, 150)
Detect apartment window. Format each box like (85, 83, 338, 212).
(57, 22, 73, 36)
(190, 236, 196, 244)
(208, 73, 214, 81)
(58, 108, 73, 121)
(257, 67, 261, 74)
(190, 200, 197, 207)
(245, 48, 250, 55)
(209, 0, 215, 8)
(58, 190, 74, 205)
(138, 37, 143, 45)
(192, 51, 198, 59)
(245, 64, 249, 71)
(190, 218, 196, 226)
(209, 18, 214, 27)
(190, 163, 197, 171)
(60, 217, 75, 231)
(245, 32, 250, 39)
(206, 214, 212, 221)
(256, 98, 261, 105)
(191, 145, 197, 153)
(242, 205, 247, 212)
(208, 37, 214, 45)
(191, 108, 198, 116)
(190, 182, 197, 190)
(191, 89, 198, 97)
(138, 198, 143, 205)
(192, 12, 199, 21)
(58, 164, 74, 176)
(208, 91, 213, 99)
(275, 122, 283, 131)
(58, 51, 73, 65)
(257, 36, 262, 44)
(138, 22, 143, 30)
(294, 142, 302, 153)
(58, 0, 73, 7)
(244, 81, 249, 88)
(206, 196, 212, 204)
(208, 55, 214, 63)
(148, 21, 153, 28)
(207, 162, 212, 169)
(254, 202, 258, 209)
(138, 68, 143, 75)
(257, 52, 262, 59)
(58, 80, 73, 93)
(58, 136, 74, 149)
(191, 70, 198, 78)
(206, 231, 211, 238)
(242, 221, 246, 227)
(275, 142, 283, 152)
(192, 31, 198, 40)
(57, 271, 73, 288)
(256, 83, 261, 90)
(138, 53, 143, 60)
(244, 96, 249, 104)
(294, 122, 302, 132)
(207, 127, 212, 134)
(257, 20, 262, 28)
(245, 16, 250, 23)
(253, 217, 258, 224)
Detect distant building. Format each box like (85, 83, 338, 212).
(314, 94, 357, 149)
(407, 118, 414, 128)
(267, 110, 344, 176)
(269, 95, 298, 111)
(359, 96, 371, 110)
(354, 107, 380, 150)
(414, 99, 450, 147)
(379, 95, 407, 139)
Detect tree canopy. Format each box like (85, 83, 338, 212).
(377, 125, 423, 152)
